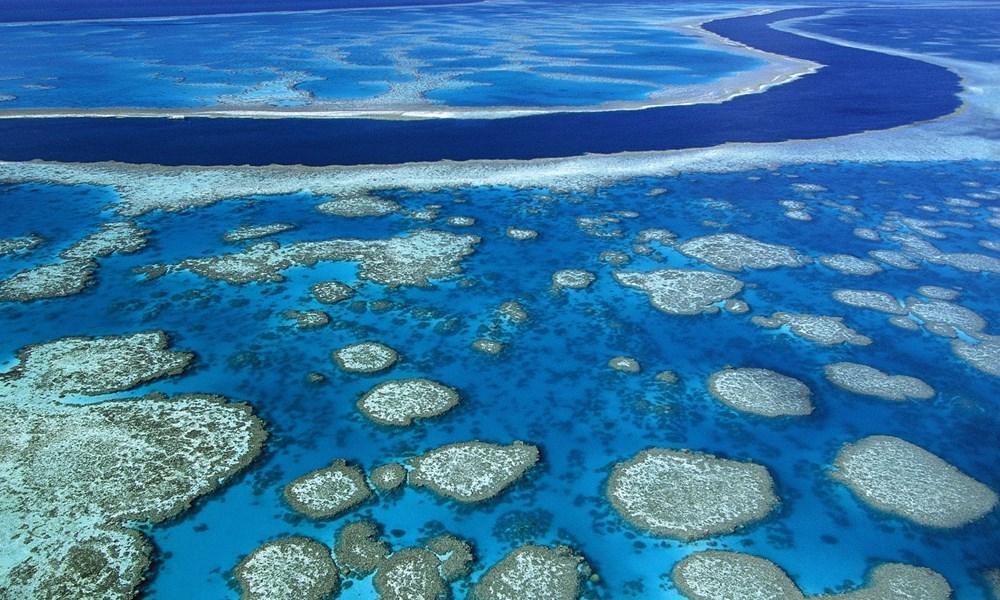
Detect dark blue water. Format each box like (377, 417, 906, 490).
(0, 0, 484, 23)
(0, 8, 962, 166)
(794, 6, 1000, 63)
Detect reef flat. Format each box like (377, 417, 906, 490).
(751, 312, 872, 346)
(824, 363, 935, 401)
(234, 537, 339, 600)
(1, 152, 997, 598)
(0, 334, 265, 598)
(708, 368, 813, 417)
(139, 230, 479, 287)
(677, 233, 810, 272)
(473, 544, 592, 600)
(832, 435, 997, 528)
(672, 551, 952, 600)
(357, 378, 459, 426)
(283, 460, 372, 519)
(614, 269, 744, 315)
(408, 441, 539, 502)
(607, 448, 778, 540)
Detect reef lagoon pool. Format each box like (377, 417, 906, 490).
(0, 2, 998, 600)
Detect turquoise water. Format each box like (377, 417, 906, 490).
(2, 160, 997, 598)
(0, 1, 763, 110)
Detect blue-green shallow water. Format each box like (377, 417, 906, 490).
(0, 160, 997, 598)
(0, 1, 761, 110)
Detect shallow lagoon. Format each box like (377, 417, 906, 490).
(1, 160, 997, 598)
(0, 1, 764, 111)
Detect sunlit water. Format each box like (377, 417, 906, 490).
(1, 160, 997, 598)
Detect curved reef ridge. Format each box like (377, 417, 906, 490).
(0, 8, 961, 165)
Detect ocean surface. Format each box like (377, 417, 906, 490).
(1, 161, 998, 598)
(0, 8, 961, 165)
(0, 1, 998, 599)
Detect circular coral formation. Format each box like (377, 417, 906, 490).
(607, 448, 778, 540)
(656, 370, 679, 384)
(751, 312, 871, 346)
(283, 460, 371, 519)
(234, 536, 339, 600)
(370, 463, 407, 492)
(832, 435, 998, 528)
(832, 289, 906, 314)
(283, 310, 330, 329)
(426, 534, 475, 582)
(357, 378, 460, 426)
(819, 254, 883, 276)
(677, 233, 810, 272)
(600, 250, 631, 266)
(473, 544, 589, 600)
(723, 298, 750, 314)
(672, 551, 804, 600)
(824, 362, 935, 401)
(608, 356, 641, 373)
(316, 194, 400, 217)
(334, 520, 390, 576)
(473, 339, 505, 355)
(708, 368, 813, 417)
(506, 228, 538, 241)
(497, 301, 528, 323)
(614, 269, 744, 316)
(408, 441, 539, 503)
(373, 548, 447, 600)
(333, 341, 398, 373)
(312, 280, 355, 304)
(0, 260, 96, 302)
(447, 216, 476, 226)
(552, 269, 596, 290)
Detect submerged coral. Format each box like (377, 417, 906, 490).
(408, 441, 539, 502)
(751, 312, 872, 346)
(333, 341, 398, 373)
(672, 551, 952, 600)
(283, 460, 371, 519)
(614, 269, 744, 316)
(708, 367, 813, 417)
(832, 435, 997, 528)
(357, 378, 459, 426)
(473, 544, 591, 600)
(677, 233, 810, 272)
(824, 362, 935, 401)
(607, 448, 778, 540)
(139, 230, 479, 287)
(234, 537, 339, 600)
